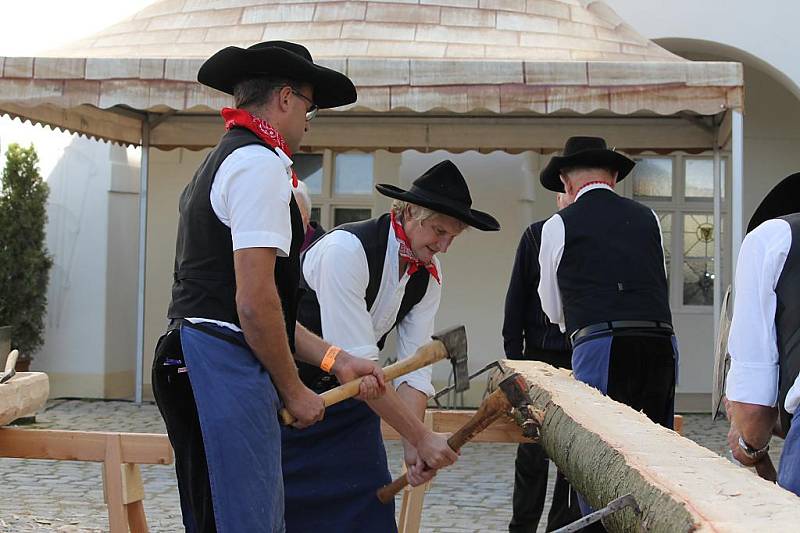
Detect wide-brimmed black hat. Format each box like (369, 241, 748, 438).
(197, 40, 356, 109)
(540, 136, 636, 192)
(747, 172, 800, 233)
(376, 160, 500, 231)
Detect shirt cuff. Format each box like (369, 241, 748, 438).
(232, 231, 290, 256)
(395, 367, 435, 398)
(726, 361, 779, 407)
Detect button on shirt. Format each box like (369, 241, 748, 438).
(187, 144, 294, 332)
(302, 223, 442, 397)
(726, 218, 800, 414)
(537, 183, 666, 332)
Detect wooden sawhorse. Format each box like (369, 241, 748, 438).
(0, 428, 173, 532)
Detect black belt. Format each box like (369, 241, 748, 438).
(570, 320, 673, 346)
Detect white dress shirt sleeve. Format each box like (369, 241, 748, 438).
(726, 219, 791, 407)
(210, 145, 293, 255)
(394, 258, 442, 397)
(538, 214, 566, 332)
(302, 231, 381, 360)
(652, 209, 668, 277)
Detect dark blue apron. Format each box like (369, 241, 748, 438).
(281, 398, 397, 533)
(779, 409, 800, 496)
(180, 323, 285, 532)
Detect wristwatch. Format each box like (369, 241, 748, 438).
(738, 436, 770, 460)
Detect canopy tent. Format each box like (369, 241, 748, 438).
(0, 0, 744, 401)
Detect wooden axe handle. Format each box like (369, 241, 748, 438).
(4, 350, 18, 374)
(754, 454, 778, 482)
(279, 339, 449, 426)
(376, 389, 510, 504)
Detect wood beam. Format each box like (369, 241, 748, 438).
(501, 360, 800, 532)
(0, 372, 48, 426)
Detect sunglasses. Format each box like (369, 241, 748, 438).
(290, 89, 318, 121)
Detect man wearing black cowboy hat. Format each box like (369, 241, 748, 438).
(726, 172, 800, 496)
(284, 159, 500, 532)
(537, 136, 678, 525)
(152, 41, 386, 532)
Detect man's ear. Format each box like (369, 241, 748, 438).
(559, 174, 570, 194)
(277, 85, 293, 112)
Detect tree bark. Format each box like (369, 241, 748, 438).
(502, 360, 800, 532)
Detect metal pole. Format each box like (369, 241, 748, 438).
(731, 110, 745, 279)
(713, 138, 722, 346)
(135, 118, 150, 404)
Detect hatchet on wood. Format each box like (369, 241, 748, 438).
(376, 372, 543, 503)
(279, 325, 469, 426)
(0, 350, 18, 384)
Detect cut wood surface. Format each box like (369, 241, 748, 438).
(0, 372, 49, 426)
(502, 360, 800, 532)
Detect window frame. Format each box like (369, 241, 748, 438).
(622, 152, 731, 313)
(294, 149, 375, 229)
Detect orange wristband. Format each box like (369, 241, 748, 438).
(320, 346, 341, 373)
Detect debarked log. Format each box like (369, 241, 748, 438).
(502, 360, 800, 532)
(0, 372, 49, 426)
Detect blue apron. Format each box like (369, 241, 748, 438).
(281, 398, 397, 533)
(180, 322, 285, 533)
(778, 409, 800, 496)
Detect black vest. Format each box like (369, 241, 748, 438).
(557, 188, 672, 336)
(775, 213, 800, 431)
(167, 127, 304, 351)
(296, 214, 430, 386)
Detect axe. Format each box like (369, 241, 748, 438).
(376, 372, 542, 503)
(280, 325, 469, 426)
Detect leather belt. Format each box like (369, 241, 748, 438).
(570, 320, 673, 346)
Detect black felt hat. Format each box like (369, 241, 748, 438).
(540, 136, 636, 192)
(376, 160, 500, 231)
(197, 40, 356, 109)
(747, 172, 800, 233)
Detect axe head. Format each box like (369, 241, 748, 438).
(432, 325, 468, 393)
(498, 372, 540, 439)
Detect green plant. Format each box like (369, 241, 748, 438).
(0, 143, 53, 359)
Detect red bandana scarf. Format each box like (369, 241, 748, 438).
(390, 212, 441, 284)
(221, 107, 298, 187)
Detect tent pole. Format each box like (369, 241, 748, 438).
(135, 118, 150, 404)
(713, 130, 722, 345)
(731, 110, 744, 278)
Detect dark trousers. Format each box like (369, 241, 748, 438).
(510, 350, 581, 532)
(510, 442, 582, 532)
(572, 333, 677, 532)
(151, 330, 215, 533)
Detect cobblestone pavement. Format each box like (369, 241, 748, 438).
(0, 400, 785, 532)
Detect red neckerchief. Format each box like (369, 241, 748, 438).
(390, 212, 441, 284)
(575, 180, 612, 198)
(221, 107, 298, 187)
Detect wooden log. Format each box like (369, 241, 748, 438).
(502, 360, 800, 532)
(0, 372, 49, 426)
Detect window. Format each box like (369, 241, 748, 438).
(625, 154, 729, 309)
(293, 151, 374, 229)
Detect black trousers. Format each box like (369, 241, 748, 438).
(151, 329, 217, 533)
(577, 333, 677, 533)
(510, 350, 581, 533)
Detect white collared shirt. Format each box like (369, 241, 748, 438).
(726, 218, 800, 413)
(187, 144, 294, 332)
(537, 183, 665, 332)
(302, 221, 442, 396)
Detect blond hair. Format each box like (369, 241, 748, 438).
(390, 200, 468, 231)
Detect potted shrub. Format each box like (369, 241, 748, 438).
(0, 143, 52, 372)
